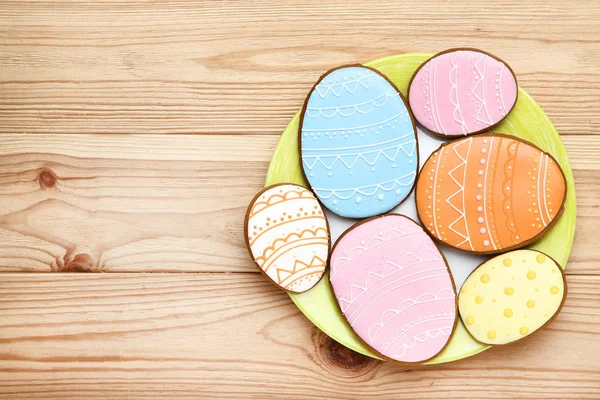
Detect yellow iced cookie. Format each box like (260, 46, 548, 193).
(458, 249, 567, 345)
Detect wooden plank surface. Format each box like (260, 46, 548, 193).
(0, 1, 599, 136)
(0, 273, 599, 399)
(0, 0, 599, 398)
(0, 134, 595, 274)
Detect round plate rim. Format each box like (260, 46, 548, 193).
(264, 52, 576, 364)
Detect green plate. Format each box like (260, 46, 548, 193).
(265, 53, 576, 364)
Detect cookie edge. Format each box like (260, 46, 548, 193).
(244, 182, 332, 294)
(328, 213, 459, 365)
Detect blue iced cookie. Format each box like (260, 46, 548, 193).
(300, 65, 418, 218)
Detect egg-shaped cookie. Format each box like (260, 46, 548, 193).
(458, 249, 567, 345)
(245, 184, 330, 293)
(300, 65, 418, 219)
(408, 48, 518, 137)
(329, 214, 457, 364)
(416, 134, 567, 254)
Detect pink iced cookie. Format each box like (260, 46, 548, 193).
(408, 49, 518, 137)
(330, 214, 457, 364)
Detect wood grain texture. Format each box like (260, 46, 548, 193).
(1, 0, 599, 398)
(0, 134, 594, 274)
(0, 134, 275, 272)
(0, 273, 598, 399)
(0, 1, 599, 136)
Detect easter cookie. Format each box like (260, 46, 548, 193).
(300, 65, 418, 218)
(408, 48, 518, 137)
(244, 183, 330, 293)
(329, 214, 457, 364)
(416, 133, 567, 254)
(458, 249, 567, 345)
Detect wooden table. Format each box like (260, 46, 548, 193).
(0, 1, 598, 398)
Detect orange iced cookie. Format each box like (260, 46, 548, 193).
(416, 134, 566, 254)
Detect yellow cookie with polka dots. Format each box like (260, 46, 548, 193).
(458, 249, 567, 345)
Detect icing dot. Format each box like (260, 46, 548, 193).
(477, 206, 483, 212)
(480, 158, 486, 164)
(527, 270, 536, 280)
(503, 258, 512, 267)
(487, 330, 496, 339)
(520, 326, 529, 335)
(466, 316, 475, 325)
(536, 254, 547, 263)
(477, 217, 484, 223)
(483, 240, 490, 246)
(328, 172, 332, 177)
(355, 197, 362, 204)
(332, 199, 338, 205)
(395, 189, 401, 195)
(527, 300, 535, 308)
(480, 227, 486, 234)
(377, 194, 384, 201)
(550, 286, 560, 295)
(481, 148, 487, 154)
(478, 170, 484, 176)
(480, 274, 490, 283)
(504, 308, 513, 318)
(476, 195, 482, 200)
(477, 183, 483, 189)
(475, 295, 484, 304)
(504, 287, 514, 296)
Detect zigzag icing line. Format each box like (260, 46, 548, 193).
(255, 228, 329, 264)
(306, 90, 399, 118)
(472, 55, 493, 125)
(337, 257, 420, 306)
(276, 255, 327, 277)
(332, 227, 438, 273)
(340, 253, 448, 311)
(312, 172, 416, 200)
(448, 53, 469, 134)
(446, 138, 473, 249)
(302, 140, 416, 171)
(302, 110, 407, 132)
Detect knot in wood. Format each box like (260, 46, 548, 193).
(60, 254, 98, 273)
(38, 168, 57, 189)
(315, 331, 376, 374)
